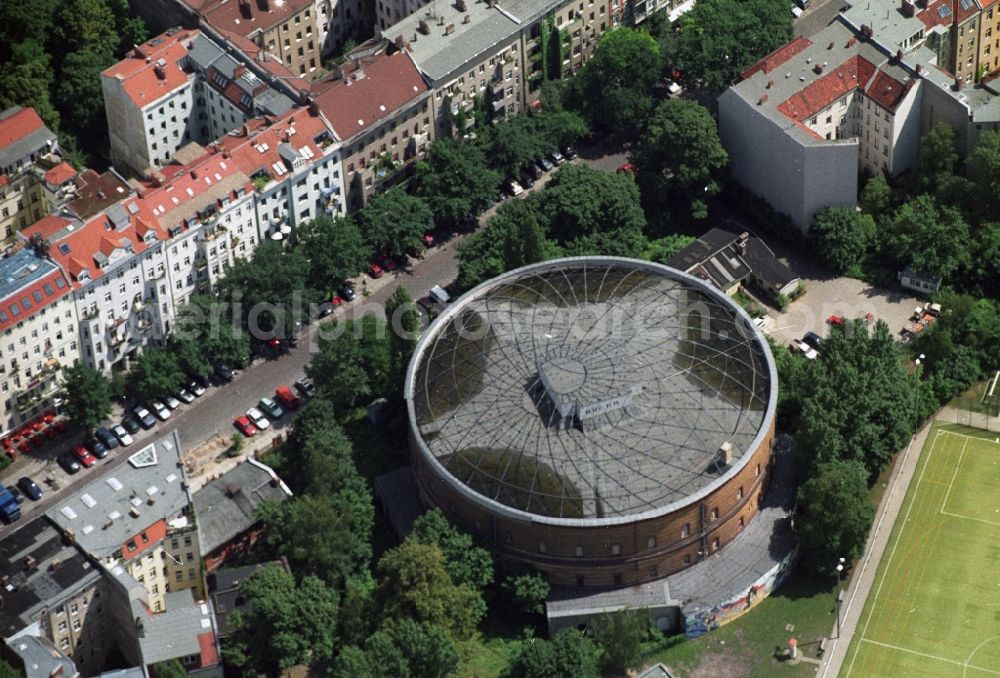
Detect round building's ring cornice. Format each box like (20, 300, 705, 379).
(404, 256, 778, 528)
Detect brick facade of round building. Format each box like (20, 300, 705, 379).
(405, 258, 778, 589)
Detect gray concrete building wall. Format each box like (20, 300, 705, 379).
(719, 89, 859, 231)
(919, 78, 977, 154)
(889, 79, 923, 175)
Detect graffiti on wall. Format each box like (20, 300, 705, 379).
(683, 549, 796, 638)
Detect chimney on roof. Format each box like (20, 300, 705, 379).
(457, 0, 468, 8)
(438, 14, 446, 25)
(828, 41, 835, 49)
(445, 23, 455, 34)
(814, 64, 823, 74)
(239, 0, 252, 19)
(154, 65, 166, 80)
(766, 79, 773, 89)
(463, 14, 471, 22)
(860, 24, 873, 39)
(133, 45, 145, 59)
(226, 483, 242, 498)
(24, 556, 37, 572)
(954, 77, 963, 91)
(916, 63, 923, 74)
(757, 94, 768, 105)
(847, 37, 857, 47)
(191, 169, 198, 180)
(901, 0, 915, 17)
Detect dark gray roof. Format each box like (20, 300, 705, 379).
(0, 106, 56, 172)
(136, 589, 212, 665)
(743, 238, 798, 290)
(193, 460, 291, 555)
(374, 466, 424, 539)
(45, 431, 191, 559)
(0, 518, 100, 638)
(186, 34, 226, 73)
(6, 635, 78, 678)
(254, 89, 294, 116)
(668, 228, 797, 293)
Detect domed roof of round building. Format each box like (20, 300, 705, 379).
(405, 257, 777, 526)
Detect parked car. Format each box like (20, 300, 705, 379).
(72, 444, 97, 468)
(791, 4, 803, 17)
(150, 401, 171, 421)
(535, 156, 554, 172)
(121, 415, 142, 434)
(377, 254, 399, 272)
(340, 282, 357, 301)
(111, 424, 133, 446)
(507, 179, 524, 196)
(617, 161, 638, 175)
(57, 454, 82, 475)
(548, 149, 565, 165)
(247, 407, 270, 430)
(233, 415, 257, 437)
(561, 145, 578, 160)
(94, 426, 120, 450)
(276, 385, 303, 410)
(188, 380, 206, 397)
(16, 476, 42, 501)
(132, 405, 156, 430)
(177, 389, 195, 404)
(193, 373, 213, 390)
(665, 79, 683, 96)
(519, 171, 535, 189)
(214, 364, 235, 382)
(85, 438, 109, 460)
(294, 377, 316, 399)
(423, 232, 436, 248)
(802, 331, 824, 351)
(523, 163, 542, 180)
(164, 395, 181, 410)
(5, 486, 25, 504)
(258, 396, 285, 420)
(369, 262, 384, 279)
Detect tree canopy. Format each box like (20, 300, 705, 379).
(410, 508, 494, 591)
(296, 215, 369, 292)
(360, 188, 434, 257)
(505, 629, 600, 678)
(61, 363, 111, 431)
(795, 459, 874, 575)
(809, 206, 876, 275)
(886, 194, 971, 278)
(128, 347, 185, 400)
(415, 138, 500, 228)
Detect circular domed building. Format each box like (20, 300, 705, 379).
(404, 257, 777, 589)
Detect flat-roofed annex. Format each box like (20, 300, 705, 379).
(406, 257, 777, 526)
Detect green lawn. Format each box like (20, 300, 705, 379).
(639, 568, 840, 678)
(842, 424, 1000, 678)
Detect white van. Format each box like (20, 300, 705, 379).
(430, 285, 451, 307)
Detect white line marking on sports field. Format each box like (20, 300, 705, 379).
(964, 635, 1000, 678)
(841, 432, 942, 678)
(940, 509, 1000, 528)
(941, 438, 970, 514)
(858, 639, 1000, 676)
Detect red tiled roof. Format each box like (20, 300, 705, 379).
(218, 108, 328, 181)
(198, 632, 220, 667)
(918, 0, 977, 29)
(0, 107, 45, 152)
(120, 519, 168, 561)
(865, 71, 911, 111)
(23, 200, 167, 289)
(102, 29, 199, 109)
(44, 162, 77, 186)
(201, 0, 314, 39)
(741, 37, 813, 80)
(777, 56, 877, 121)
(141, 153, 251, 227)
(313, 51, 428, 141)
(0, 259, 73, 335)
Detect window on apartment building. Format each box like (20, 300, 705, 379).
(58, 621, 67, 632)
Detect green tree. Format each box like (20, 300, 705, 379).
(151, 660, 187, 678)
(481, 116, 544, 177)
(296, 215, 368, 292)
(414, 138, 500, 227)
(376, 540, 485, 639)
(795, 321, 917, 475)
(592, 610, 646, 675)
(970, 129, 1000, 219)
(258, 491, 373, 589)
(643, 234, 695, 263)
(61, 363, 111, 432)
(308, 316, 393, 410)
(858, 174, 892, 216)
(668, 0, 793, 93)
(911, 121, 958, 195)
(886, 194, 971, 278)
(55, 0, 117, 57)
(505, 629, 600, 678)
(107, 0, 149, 54)
(329, 645, 373, 678)
(386, 286, 421, 390)
(533, 110, 588, 148)
(795, 459, 874, 575)
(360, 188, 434, 257)
(226, 564, 340, 673)
(537, 164, 647, 256)
(809, 206, 876, 275)
(0, 0, 58, 46)
(0, 44, 60, 131)
(500, 200, 548, 271)
(56, 49, 110, 134)
(502, 571, 550, 615)
(411, 508, 494, 591)
(128, 347, 185, 400)
(339, 575, 377, 647)
(365, 620, 459, 678)
(571, 28, 661, 136)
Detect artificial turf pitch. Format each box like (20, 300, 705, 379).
(842, 424, 1000, 677)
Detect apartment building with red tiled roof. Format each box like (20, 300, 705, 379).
(0, 107, 60, 246)
(312, 45, 432, 209)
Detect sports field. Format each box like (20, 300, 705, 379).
(842, 424, 1000, 677)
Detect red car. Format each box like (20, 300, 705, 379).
(617, 161, 638, 175)
(275, 385, 302, 411)
(72, 444, 97, 468)
(369, 262, 384, 279)
(827, 315, 845, 327)
(233, 415, 257, 437)
(378, 255, 399, 272)
(423, 232, 435, 247)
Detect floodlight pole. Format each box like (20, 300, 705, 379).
(834, 558, 845, 639)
